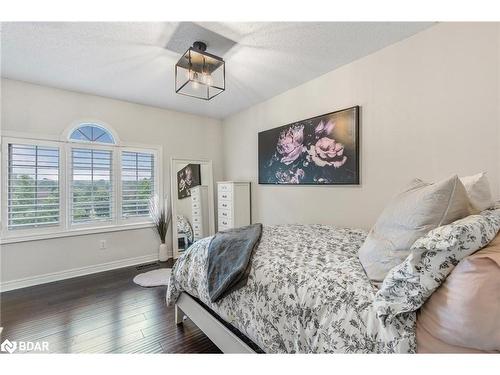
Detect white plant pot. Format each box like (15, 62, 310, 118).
(159, 243, 169, 262)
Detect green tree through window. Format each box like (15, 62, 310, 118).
(122, 151, 154, 218)
(8, 144, 59, 229)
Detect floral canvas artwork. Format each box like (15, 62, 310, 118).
(177, 163, 201, 199)
(258, 106, 359, 185)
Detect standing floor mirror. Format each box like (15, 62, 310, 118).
(170, 158, 215, 259)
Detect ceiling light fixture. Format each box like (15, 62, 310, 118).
(175, 41, 225, 100)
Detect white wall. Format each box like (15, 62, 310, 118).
(2, 22, 500, 289)
(0, 79, 223, 287)
(222, 23, 500, 229)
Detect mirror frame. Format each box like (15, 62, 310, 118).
(170, 158, 215, 259)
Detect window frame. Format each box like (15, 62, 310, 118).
(1, 137, 65, 238)
(67, 141, 116, 229)
(1, 131, 162, 244)
(119, 147, 158, 224)
(68, 123, 116, 145)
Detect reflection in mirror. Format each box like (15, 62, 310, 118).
(170, 158, 215, 259)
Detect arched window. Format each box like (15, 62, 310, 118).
(69, 124, 115, 224)
(2, 121, 159, 239)
(69, 124, 115, 144)
(65, 122, 156, 225)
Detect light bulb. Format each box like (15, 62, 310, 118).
(203, 73, 212, 86)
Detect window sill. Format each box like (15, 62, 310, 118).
(0, 222, 155, 245)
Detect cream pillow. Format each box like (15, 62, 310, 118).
(460, 172, 493, 212)
(358, 175, 471, 282)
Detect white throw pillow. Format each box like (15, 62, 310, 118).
(460, 172, 493, 212)
(358, 175, 471, 282)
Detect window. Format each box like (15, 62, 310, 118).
(121, 151, 155, 218)
(69, 124, 115, 144)
(7, 143, 60, 229)
(71, 148, 113, 224)
(2, 123, 161, 242)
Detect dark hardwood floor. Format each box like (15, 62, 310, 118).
(0, 261, 221, 354)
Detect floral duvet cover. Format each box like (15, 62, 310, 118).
(166, 224, 416, 353)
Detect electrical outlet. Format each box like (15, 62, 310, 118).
(99, 240, 107, 250)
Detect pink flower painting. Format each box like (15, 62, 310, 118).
(308, 137, 347, 168)
(276, 125, 304, 165)
(314, 120, 335, 137)
(258, 106, 359, 185)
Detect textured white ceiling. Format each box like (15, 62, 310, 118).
(1, 22, 434, 119)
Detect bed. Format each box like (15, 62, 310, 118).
(167, 173, 500, 353)
(167, 224, 416, 353)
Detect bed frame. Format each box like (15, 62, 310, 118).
(175, 292, 257, 353)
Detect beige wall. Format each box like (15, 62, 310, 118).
(0, 79, 223, 286)
(2, 22, 500, 288)
(222, 23, 500, 229)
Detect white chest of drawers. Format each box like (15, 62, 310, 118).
(217, 181, 251, 231)
(190, 185, 209, 241)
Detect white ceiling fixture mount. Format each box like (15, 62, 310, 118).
(175, 41, 225, 100)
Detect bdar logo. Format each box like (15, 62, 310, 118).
(1, 339, 17, 354)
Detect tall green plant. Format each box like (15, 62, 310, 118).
(149, 196, 171, 244)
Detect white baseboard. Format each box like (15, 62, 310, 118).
(0, 253, 159, 292)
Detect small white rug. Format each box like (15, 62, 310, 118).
(133, 268, 172, 287)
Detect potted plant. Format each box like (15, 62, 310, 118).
(149, 196, 172, 261)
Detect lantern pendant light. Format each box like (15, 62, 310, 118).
(175, 41, 225, 100)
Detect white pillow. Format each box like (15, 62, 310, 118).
(460, 172, 493, 212)
(358, 175, 471, 282)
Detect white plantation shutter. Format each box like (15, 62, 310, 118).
(2, 130, 161, 239)
(71, 148, 113, 224)
(7, 143, 60, 229)
(121, 151, 154, 218)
